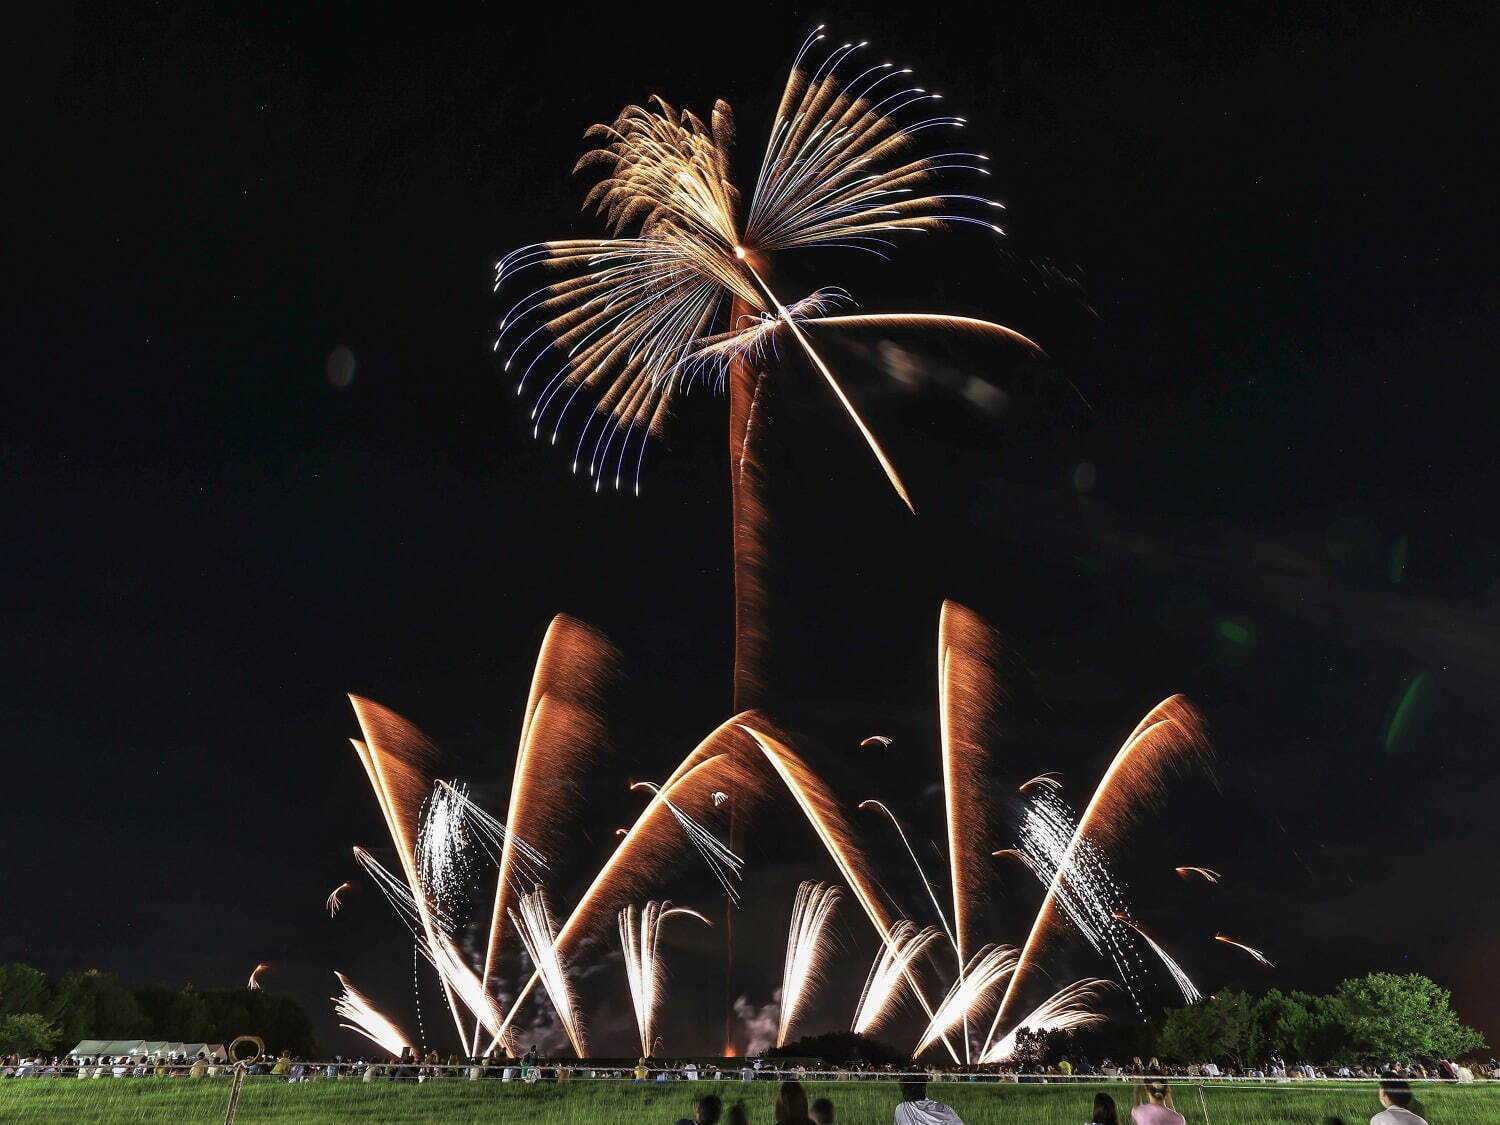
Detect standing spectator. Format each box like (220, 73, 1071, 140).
(1131, 1080, 1185, 1125)
(776, 1080, 814, 1124)
(1371, 1080, 1427, 1124)
(893, 1077, 964, 1124)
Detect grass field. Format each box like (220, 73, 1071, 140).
(0, 1077, 1490, 1123)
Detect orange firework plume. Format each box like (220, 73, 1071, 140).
(474, 614, 618, 1051)
(247, 963, 268, 991)
(333, 972, 412, 1057)
(488, 715, 766, 1052)
(936, 600, 1003, 1059)
(985, 695, 1208, 1054)
(1216, 933, 1275, 967)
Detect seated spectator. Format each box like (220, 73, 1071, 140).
(727, 1104, 751, 1125)
(1372, 1080, 1427, 1124)
(675, 1092, 723, 1125)
(894, 1077, 964, 1124)
(1131, 1080, 1185, 1125)
(810, 1095, 834, 1123)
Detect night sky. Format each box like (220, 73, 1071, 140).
(8, 1, 1499, 1056)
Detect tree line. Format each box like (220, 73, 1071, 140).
(1065, 972, 1485, 1066)
(0, 963, 317, 1057)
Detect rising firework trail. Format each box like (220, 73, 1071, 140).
(777, 881, 843, 1047)
(1216, 933, 1275, 967)
(936, 600, 1004, 1061)
(985, 695, 1209, 1055)
(333, 972, 413, 1057)
(852, 920, 944, 1035)
(325, 883, 352, 916)
(619, 902, 712, 1058)
(1114, 912, 1202, 1004)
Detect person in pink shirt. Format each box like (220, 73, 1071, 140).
(1131, 1080, 1186, 1125)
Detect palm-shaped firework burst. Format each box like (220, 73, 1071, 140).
(495, 27, 1041, 507)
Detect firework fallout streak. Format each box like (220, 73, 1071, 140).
(777, 882, 843, 1047)
(509, 888, 586, 1055)
(620, 902, 711, 1058)
(915, 945, 1018, 1053)
(325, 882, 352, 917)
(1114, 912, 1202, 1004)
(474, 614, 617, 1052)
(1216, 933, 1275, 967)
(985, 695, 1209, 1055)
(1176, 866, 1221, 883)
(247, 963, 268, 991)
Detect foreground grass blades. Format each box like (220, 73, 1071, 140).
(0, 1078, 1491, 1123)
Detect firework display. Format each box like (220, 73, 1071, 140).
(320, 29, 1244, 1066)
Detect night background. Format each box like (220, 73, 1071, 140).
(7, 0, 1498, 1058)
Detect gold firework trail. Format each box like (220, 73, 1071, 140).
(980, 978, 1111, 1064)
(777, 881, 843, 1048)
(1216, 933, 1274, 967)
(851, 920, 944, 1035)
(1114, 912, 1202, 1005)
(1176, 866, 1221, 883)
(333, 972, 412, 1057)
(915, 945, 1018, 1053)
(247, 963, 268, 991)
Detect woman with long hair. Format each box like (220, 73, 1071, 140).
(776, 1080, 813, 1125)
(1131, 1079, 1185, 1124)
(1087, 1091, 1121, 1125)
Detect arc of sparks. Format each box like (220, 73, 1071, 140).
(325, 882, 352, 916)
(247, 963, 268, 991)
(620, 902, 712, 1059)
(979, 978, 1111, 1064)
(742, 721, 960, 1063)
(777, 881, 843, 1048)
(1176, 866, 1221, 883)
(859, 735, 892, 748)
(984, 695, 1209, 1055)
(333, 972, 413, 1057)
(1114, 912, 1202, 1004)
(630, 780, 743, 900)
(474, 614, 617, 1053)
(852, 920, 944, 1035)
(1216, 933, 1275, 967)
(1019, 773, 1062, 793)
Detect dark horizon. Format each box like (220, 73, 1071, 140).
(7, 1, 1498, 1057)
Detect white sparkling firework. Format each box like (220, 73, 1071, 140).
(509, 887, 586, 1056)
(619, 901, 712, 1057)
(1216, 933, 1275, 967)
(333, 971, 413, 1057)
(1114, 913, 1202, 1005)
(852, 920, 944, 1035)
(325, 882, 352, 917)
(778, 881, 843, 1048)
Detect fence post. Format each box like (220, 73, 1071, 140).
(1196, 1082, 1211, 1124)
(222, 1063, 246, 1125)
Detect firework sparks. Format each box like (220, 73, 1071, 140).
(1114, 913, 1202, 1004)
(333, 972, 413, 1058)
(1019, 773, 1062, 793)
(1216, 933, 1275, 967)
(852, 920, 944, 1035)
(915, 945, 1018, 1053)
(985, 695, 1208, 1055)
(496, 28, 1040, 505)
(979, 978, 1110, 1064)
(476, 614, 616, 1051)
(619, 902, 712, 1058)
(777, 881, 843, 1048)
(859, 735, 892, 748)
(509, 887, 586, 1056)
(631, 780, 743, 900)
(1176, 866, 1221, 883)
(325, 882, 352, 917)
(247, 963, 268, 991)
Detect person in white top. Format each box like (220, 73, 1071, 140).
(1371, 1080, 1428, 1125)
(893, 1077, 964, 1125)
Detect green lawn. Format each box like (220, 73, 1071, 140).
(0, 1077, 1490, 1123)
